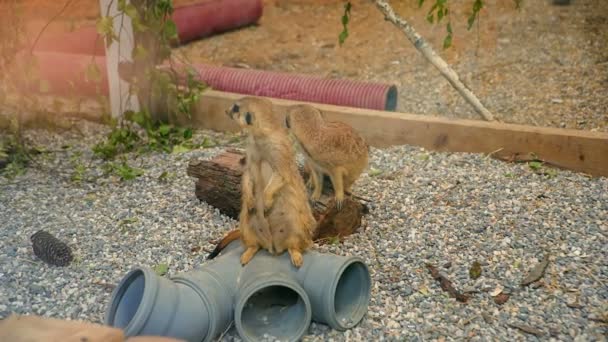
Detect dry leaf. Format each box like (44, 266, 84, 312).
(469, 261, 482, 279)
(490, 284, 504, 297)
(494, 293, 510, 305)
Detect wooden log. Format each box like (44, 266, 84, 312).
(174, 90, 608, 178)
(187, 149, 367, 243)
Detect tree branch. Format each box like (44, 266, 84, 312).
(372, 0, 496, 122)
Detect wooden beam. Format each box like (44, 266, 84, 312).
(180, 90, 608, 178)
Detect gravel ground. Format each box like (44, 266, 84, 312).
(1, 120, 606, 341)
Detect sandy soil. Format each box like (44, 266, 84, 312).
(10, 0, 608, 131)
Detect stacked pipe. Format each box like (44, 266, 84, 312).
(27, 52, 398, 111)
(22, 0, 399, 111)
(104, 241, 372, 342)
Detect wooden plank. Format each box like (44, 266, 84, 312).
(99, 0, 140, 118)
(182, 90, 608, 178)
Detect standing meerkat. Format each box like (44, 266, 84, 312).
(227, 97, 317, 268)
(285, 104, 369, 210)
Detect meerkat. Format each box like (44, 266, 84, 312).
(284, 104, 369, 210)
(226, 97, 317, 268)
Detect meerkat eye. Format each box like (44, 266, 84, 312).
(231, 103, 240, 113)
(245, 112, 253, 125)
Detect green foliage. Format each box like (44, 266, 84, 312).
(443, 22, 453, 49)
(340, 0, 523, 49)
(368, 167, 383, 177)
(0, 139, 29, 179)
(527, 160, 558, 178)
(528, 160, 542, 171)
(92, 0, 207, 157)
(154, 263, 169, 276)
(469, 261, 482, 279)
(338, 2, 352, 46)
(467, 0, 484, 30)
(103, 160, 144, 181)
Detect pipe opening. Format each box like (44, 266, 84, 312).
(106, 270, 146, 329)
(384, 85, 398, 111)
(333, 262, 371, 328)
(239, 285, 309, 341)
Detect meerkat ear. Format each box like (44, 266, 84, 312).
(245, 112, 253, 125)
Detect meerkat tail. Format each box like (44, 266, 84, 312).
(206, 229, 241, 260)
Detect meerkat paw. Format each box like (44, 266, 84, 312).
(288, 249, 304, 268)
(263, 194, 274, 211)
(240, 246, 259, 266)
(335, 194, 345, 211)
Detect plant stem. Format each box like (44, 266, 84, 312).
(372, 0, 495, 121)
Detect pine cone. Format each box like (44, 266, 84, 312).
(30, 230, 73, 267)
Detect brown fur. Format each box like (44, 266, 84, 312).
(227, 97, 317, 267)
(285, 104, 369, 210)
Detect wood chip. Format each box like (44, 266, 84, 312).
(507, 322, 545, 337)
(521, 254, 550, 286)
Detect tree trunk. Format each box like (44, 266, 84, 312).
(186, 148, 368, 243)
(372, 0, 496, 122)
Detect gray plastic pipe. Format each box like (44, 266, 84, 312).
(105, 241, 371, 342)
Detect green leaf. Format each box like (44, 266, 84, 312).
(183, 128, 193, 140)
(96, 16, 115, 41)
(443, 34, 452, 49)
(368, 168, 383, 177)
(467, 15, 476, 30)
(154, 263, 169, 276)
(201, 137, 216, 148)
(123, 3, 139, 19)
(469, 261, 482, 279)
(158, 171, 175, 181)
(133, 44, 148, 60)
(528, 161, 543, 170)
(338, 2, 352, 46)
(171, 144, 190, 154)
(426, 12, 434, 24)
(467, 0, 484, 30)
(133, 111, 149, 128)
(158, 124, 171, 136)
(418, 0, 426, 8)
(132, 18, 148, 33)
(163, 20, 178, 40)
(443, 22, 453, 49)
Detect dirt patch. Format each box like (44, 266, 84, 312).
(9, 0, 608, 131)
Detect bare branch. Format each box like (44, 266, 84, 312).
(372, 0, 496, 121)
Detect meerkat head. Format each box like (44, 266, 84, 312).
(226, 97, 280, 134)
(284, 104, 324, 138)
